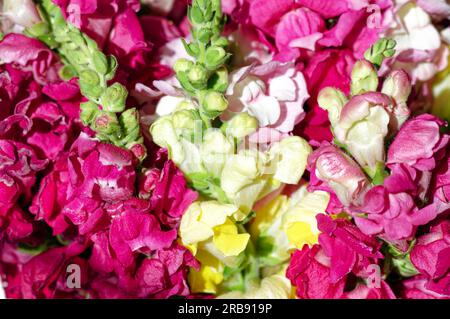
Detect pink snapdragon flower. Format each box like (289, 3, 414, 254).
(247, 0, 391, 62)
(307, 143, 371, 207)
(387, 114, 449, 172)
(401, 276, 450, 299)
(410, 220, 450, 297)
(0, 34, 59, 84)
(224, 61, 309, 135)
(352, 115, 449, 241)
(287, 214, 387, 299)
(354, 185, 426, 241)
(432, 156, 450, 210)
(0, 140, 47, 240)
(29, 133, 136, 235)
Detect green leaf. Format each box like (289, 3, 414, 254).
(187, 171, 229, 202)
(181, 38, 199, 58)
(188, 6, 204, 25)
(364, 38, 397, 69)
(176, 71, 197, 95)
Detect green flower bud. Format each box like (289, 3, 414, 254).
(212, 36, 229, 48)
(78, 69, 103, 99)
(225, 112, 258, 139)
(208, 66, 228, 93)
(119, 108, 141, 144)
(317, 87, 347, 126)
(351, 60, 379, 96)
(58, 65, 77, 81)
(92, 111, 120, 135)
(92, 51, 108, 75)
(150, 115, 185, 164)
(174, 58, 194, 74)
(201, 91, 228, 118)
(80, 101, 100, 125)
(176, 99, 197, 111)
(197, 28, 213, 44)
(205, 46, 228, 70)
(105, 55, 118, 81)
(188, 64, 208, 88)
(100, 82, 128, 113)
(69, 49, 89, 66)
(172, 109, 199, 131)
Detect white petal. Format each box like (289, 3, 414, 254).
(247, 95, 281, 127)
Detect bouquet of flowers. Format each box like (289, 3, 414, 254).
(0, 0, 449, 299)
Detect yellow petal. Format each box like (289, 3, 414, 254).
(213, 219, 250, 257)
(286, 221, 319, 248)
(188, 250, 224, 294)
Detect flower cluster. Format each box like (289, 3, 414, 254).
(0, 0, 449, 300)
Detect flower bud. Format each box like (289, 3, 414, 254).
(58, 65, 77, 81)
(172, 109, 199, 132)
(225, 112, 258, 139)
(269, 136, 312, 185)
(308, 144, 371, 206)
(351, 60, 379, 96)
(150, 116, 185, 165)
(209, 66, 228, 93)
(174, 58, 194, 74)
(92, 111, 120, 135)
(188, 4, 205, 25)
(119, 108, 141, 144)
(100, 82, 128, 113)
(334, 93, 392, 174)
(105, 55, 118, 81)
(92, 51, 109, 75)
(78, 69, 103, 99)
(381, 70, 412, 105)
(129, 142, 147, 161)
(188, 64, 208, 88)
(80, 101, 99, 125)
(201, 91, 228, 118)
(205, 46, 228, 70)
(317, 87, 347, 126)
